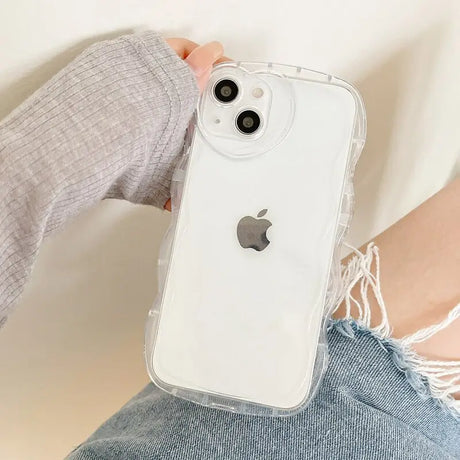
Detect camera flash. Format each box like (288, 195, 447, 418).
(252, 87, 264, 98)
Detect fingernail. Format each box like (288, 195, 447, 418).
(208, 41, 224, 59)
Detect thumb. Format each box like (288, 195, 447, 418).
(185, 41, 224, 92)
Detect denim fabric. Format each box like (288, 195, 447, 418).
(67, 321, 460, 460)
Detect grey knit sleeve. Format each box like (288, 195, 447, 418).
(0, 31, 199, 321)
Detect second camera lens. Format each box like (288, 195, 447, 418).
(236, 110, 261, 135)
(214, 79, 239, 103)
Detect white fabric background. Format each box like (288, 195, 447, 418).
(0, 1, 459, 458)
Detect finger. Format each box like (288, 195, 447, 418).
(166, 38, 199, 59)
(196, 55, 232, 91)
(195, 66, 213, 93)
(215, 55, 233, 64)
(185, 41, 224, 77)
(164, 198, 172, 212)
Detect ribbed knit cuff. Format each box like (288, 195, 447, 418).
(110, 31, 200, 207)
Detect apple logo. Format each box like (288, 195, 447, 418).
(237, 209, 272, 252)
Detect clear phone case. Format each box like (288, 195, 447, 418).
(145, 62, 366, 416)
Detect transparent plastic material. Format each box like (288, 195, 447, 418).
(145, 62, 366, 416)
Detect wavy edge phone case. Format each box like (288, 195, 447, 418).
(145, 62, 366, 416)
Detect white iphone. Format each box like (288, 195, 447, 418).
(145, 62, 365, 416)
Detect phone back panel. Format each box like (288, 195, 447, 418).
(148, 63, 364, 412)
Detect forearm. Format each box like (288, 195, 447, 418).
(371, 178, 459, 359)
(0, 31, 198, 321)
(335, 178, 460, 360)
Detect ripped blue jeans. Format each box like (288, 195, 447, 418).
(68, 245, 460, 459)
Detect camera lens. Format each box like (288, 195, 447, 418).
(214, 79, 239, 103)
(236, 110, 261, 135)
